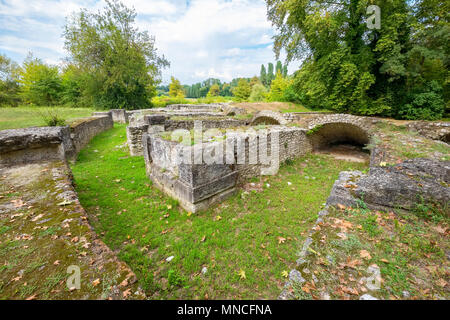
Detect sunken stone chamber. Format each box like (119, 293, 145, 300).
(142, 126, 312, 212)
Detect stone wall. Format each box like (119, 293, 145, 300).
(251, 110, 288, 125)
(405, 121, 450, 143)
(111, 109, 129, 123)
(0, 114, 113, 167)
(142, 126, 311, 212)
(127, 117, 248, 156)
(69, 115, 114, 159)
(0, 126, 74, 166)
(164, 118, 247, 132)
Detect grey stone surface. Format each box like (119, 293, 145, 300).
(0, 115, 113, 167)
(359, 294, 378, 300)
(70, 115, 113, 159)
(405, 121, 450, 142)
(111, 109, 129, 123)
(251, 110, 288, 126)
(142, 126, 312, 212)
(0, 126, 72, 166)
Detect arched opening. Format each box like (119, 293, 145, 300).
(308, 123, 370, 163)
(441, 133, 450, 144)
(251, 116, 281, 125)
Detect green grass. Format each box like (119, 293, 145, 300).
(71, 124, 368, 299)
(0, 106, 95, 130)
(300, 204, 449, 300)
(279, 103, 328, 113)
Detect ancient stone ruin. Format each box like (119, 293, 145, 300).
(0, 103, 448, 300)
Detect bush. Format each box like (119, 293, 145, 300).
(397, 81, 445, 120)
(151, 96, 192, 108)
(37, 109, 66, 127)
(249, 83, 268, 102)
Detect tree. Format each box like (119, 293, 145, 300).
(249, 76, 260, 88)
(260, 64, 267, 86)
(276, 61, 283, 75)
(266, 0, 448, 119)
(282, 65, 288, 78)
(19, 54, 62, 106)
(267, 63, 274, 86)
(249, 83, 268, 102)
(169, 77, 184, 98)
(233, 78, 251, 101)
(268, 71, 291, 102)
(63, 0, 169, 110)
(207, 83, 220, 97)
(0, 54, 21, 107)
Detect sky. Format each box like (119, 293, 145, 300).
(0, 0, 301, 85)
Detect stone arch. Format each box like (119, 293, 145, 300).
(441, 133, 450, 144)
(306, 114, 372, 151)
(250, 110, 287, 126)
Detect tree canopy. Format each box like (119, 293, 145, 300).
(266, 0, 449, 119)
(63, 0, 169, 110)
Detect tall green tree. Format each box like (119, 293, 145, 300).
(207, 83, 220, 97)
(19, 54, 62, 106)
(275, 60, 283, 75)
(260, 64, 267, 86)
(268, 71, 291, 102)
(0, 54, 21, 107)
(282, 65, 288, 77)
(63, 0, 169, 110)
(266, 0, 448, 119)
(267, 63, 274, 86)
(169, 77, 184, 98)
(233, 78, 251, 101)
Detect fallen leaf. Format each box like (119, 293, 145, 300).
(57, 200, 73, 206)
(238, 269, 246, 280)
(360, 250, 372, 260)
(26, 294, 37, 300)
(123, 288, 131, 298)
(53, 260, 60, 266)
(277, 236, 286, 244)
(71, 236, 79, 243)
(281, 270, 288, 278)
(92, 279, 100, 287)
(12, 275, 22, 282)
(436, 279, 447, 288)
(11, 199, 25, 208)
(31, 214, 44, 222)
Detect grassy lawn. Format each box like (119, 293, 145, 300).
(0, 106, 95, 130)
(71, 124, 368, 299)
(293, 203, 449, 300)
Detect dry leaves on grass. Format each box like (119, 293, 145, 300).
(359, 250, 372, 260)
(92, 279, 101, 287)
(277, 236, 286, 244)
(238, 269, 246, 280)
(11, 199, 25, 208)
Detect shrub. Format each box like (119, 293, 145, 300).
(38, 109, 66, 127)
(249, 83, 268, 102)
(397, 81, 445, 120)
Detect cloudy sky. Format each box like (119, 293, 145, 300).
(0, 0, 300, 85)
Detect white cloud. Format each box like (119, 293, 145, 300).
(0, 0, 301, 84)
